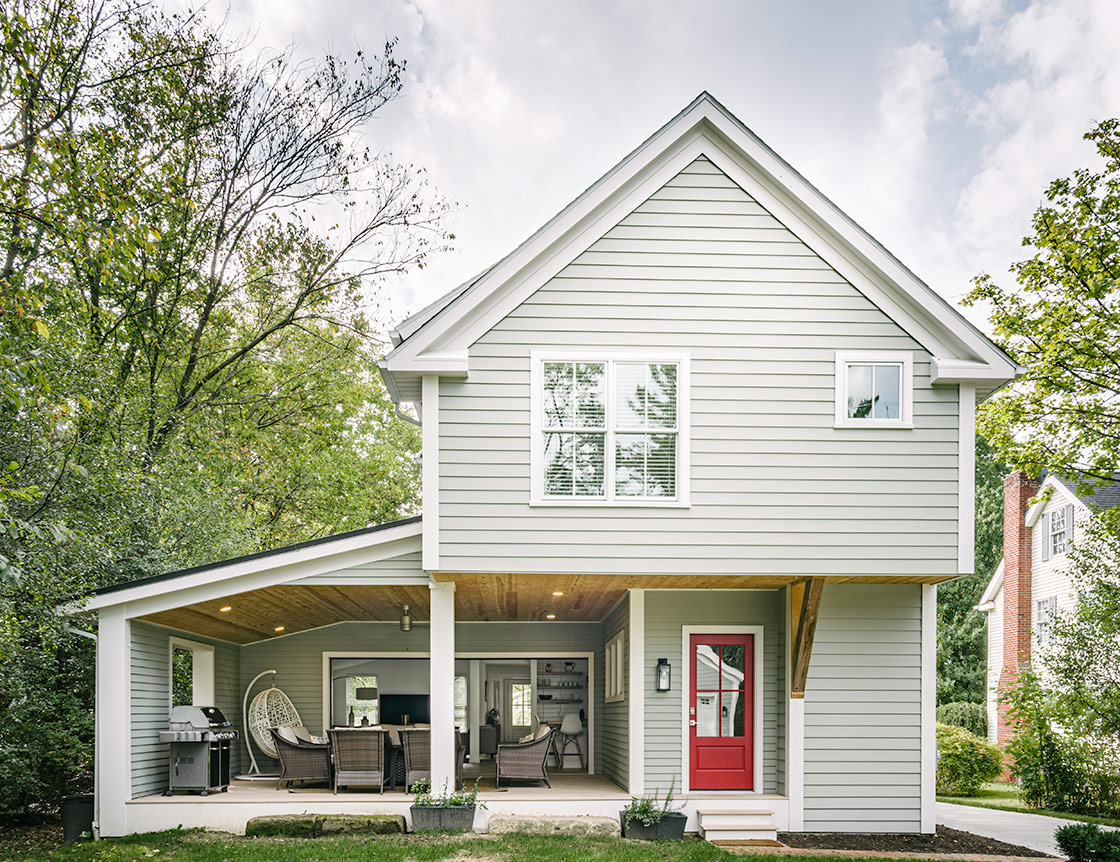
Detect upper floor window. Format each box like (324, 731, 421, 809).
(531, 352, 689, 506)
(834, 351, 913, 428)
(1049, 508, 1067, 557)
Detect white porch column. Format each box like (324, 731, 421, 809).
(786, 585, 805, 830)
(429, 581, 456, 791)
(627, 589, 645, 795)
(921, 584, 937, 833)
(96, 606, 130, 837)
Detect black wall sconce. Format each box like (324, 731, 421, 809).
(656, 658, 671, 692)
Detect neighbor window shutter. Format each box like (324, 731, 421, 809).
(1066, 504, 1075, 542)
(1041, 515, 1050, 562)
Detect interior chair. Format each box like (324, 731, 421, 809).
(553, 713, 585, 770)
(328, 728, 385, 794)
(270, 727, 331, 790)
(496, 725, 554, 788)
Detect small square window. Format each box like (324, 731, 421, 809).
(835, 352, 913, 428)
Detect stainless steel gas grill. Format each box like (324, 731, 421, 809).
(159, 706, 239, 795)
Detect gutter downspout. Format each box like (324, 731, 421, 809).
(68, 627, 99, 838)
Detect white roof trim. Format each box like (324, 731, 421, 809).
(69, 520, 424, 615)
(1025, 475, 1088, 527)
(382, 92, 1017, 399)
(976, 559, 1004, 611)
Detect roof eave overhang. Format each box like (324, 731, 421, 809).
(381, 92, 1018, 403)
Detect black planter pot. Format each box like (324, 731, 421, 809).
(410, 805, 476, 832)
(621, 811, 687, 840)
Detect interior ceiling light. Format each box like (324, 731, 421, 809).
(400, 604, 413, 632)
(273, 626, 285, 632)
(219, 606, 232, 612)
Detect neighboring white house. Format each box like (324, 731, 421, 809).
(977, 472, 1120, 746)
(67, 93, 1017, 840)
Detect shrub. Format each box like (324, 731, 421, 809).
(935, 723, 1003, 796)
(1055, 823, 1120, 862)
(936, 701, 987, 738)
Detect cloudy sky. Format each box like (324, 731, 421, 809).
(205, 0, 1120, 332)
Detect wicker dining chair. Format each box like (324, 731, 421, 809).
(402, 729, 431, 789)
(328, 728, 385, 794)
(270, 728, 331, 790)
(496, 727, 554, 788)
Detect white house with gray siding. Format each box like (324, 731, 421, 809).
(71, 93, 1017, 840)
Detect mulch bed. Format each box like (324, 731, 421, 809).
(778, 826, 1049, 857)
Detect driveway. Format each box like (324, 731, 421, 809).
(937, 801, 1117, 857)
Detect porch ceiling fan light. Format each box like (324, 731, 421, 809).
(400, 605, 412, 632)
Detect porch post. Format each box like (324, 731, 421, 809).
(628, 589, 645, 795)
(429, 581, 456, 791)
(787, 585, 805, 830)
(96, 606, 130, 837)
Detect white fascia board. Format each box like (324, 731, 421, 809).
(976, 560, 1004, 609)
(383, 93, 1016, 389)
(72, 523, 422, 615)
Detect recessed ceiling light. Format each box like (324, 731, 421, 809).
(546, 614, 556, 620)
(219, 606, 232, 612)
(552, 591, 564, 596)
(274, 626, 285, 632)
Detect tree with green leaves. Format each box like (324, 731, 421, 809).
(966, 118, 1120, 496)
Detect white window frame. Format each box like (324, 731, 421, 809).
(168, 636, 215, 708)
(1036, 595, 1058, 646)
(1049, 509, 1067, 557)
(530, 350, 691, 507)
(605, 631, 625, 703)
(834, 351, 914, 428)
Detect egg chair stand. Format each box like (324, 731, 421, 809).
(240, 669, 301, 780)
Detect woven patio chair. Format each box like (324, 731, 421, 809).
(402, 729, 431, 790)
(328, 728, 385, 794)
(496, 726, 554, 788)
(270, 728, 331, 790)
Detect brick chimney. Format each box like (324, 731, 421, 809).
(996, 471, 1038, 745)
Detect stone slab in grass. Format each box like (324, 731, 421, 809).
(245, 814, 406, 837)
(244, 815, 317, 838)
(487, 814, 620, 837)
(318, 815, 405, 835)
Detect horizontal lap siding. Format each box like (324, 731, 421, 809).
(601, 595, 629, 788)
(803, 585, 921, 831)
(130, 622, 241, 798)
(292, 551, 423, 584)
(437, 157, 958, 576)
(239, 621, 604, 772)
(643, 590, 782, 794)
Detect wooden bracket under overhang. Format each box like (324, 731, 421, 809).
(790, 577, 824, 699)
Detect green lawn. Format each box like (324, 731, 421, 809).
(0, 828, 950, 862)
(938, 782, 1120, 828)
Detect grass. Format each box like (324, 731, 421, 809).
(0, 828, 956, 862)
(938, 781, 1120, 828)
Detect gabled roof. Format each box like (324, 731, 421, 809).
(380, 92, 1020, 403)
(67, 516, 422, 614)
(1052, 473, 1120, 510)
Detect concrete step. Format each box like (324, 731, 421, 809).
(697, 808, 777, 844)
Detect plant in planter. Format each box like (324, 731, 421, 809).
(409, 779, 484, 832)
(621, 779, 686, 840)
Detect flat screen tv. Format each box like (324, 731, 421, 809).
(380, 693, 430, 725)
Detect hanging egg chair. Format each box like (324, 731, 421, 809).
(248, 685, 302, 759)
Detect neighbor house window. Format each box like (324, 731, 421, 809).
(1049, 509, 1067, 557)
(834, 352, 913, 427)
(532, 353, 690, 505)
(347, 675, 379, 724)
(605, 631, 625, 703)
(1036, 596, 1058, 646)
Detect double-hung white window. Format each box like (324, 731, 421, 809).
(1049, 508, 1067, 557)
(834, 351, 914, 428)
(531, 352, 689, 505)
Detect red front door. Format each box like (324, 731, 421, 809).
(689, 633, 754, 790)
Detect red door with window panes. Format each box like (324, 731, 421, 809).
(689, 633, 754, 790)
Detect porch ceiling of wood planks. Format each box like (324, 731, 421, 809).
(139, 571, 951, 644)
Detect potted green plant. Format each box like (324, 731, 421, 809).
(621, 779, 686, 840)
(409, 779, 484, 832)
